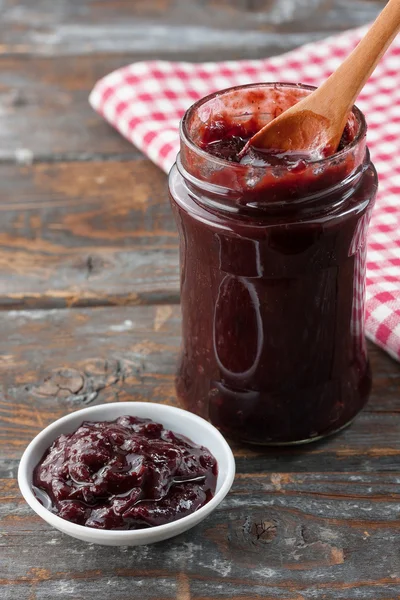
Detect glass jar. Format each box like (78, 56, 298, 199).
(169, 83, 378, 445)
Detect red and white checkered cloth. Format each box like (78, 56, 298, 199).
(90, 25, 400, 362)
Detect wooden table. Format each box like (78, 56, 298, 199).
(2, 1, 399, 599)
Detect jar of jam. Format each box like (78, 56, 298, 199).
(169, 83, 378, 445)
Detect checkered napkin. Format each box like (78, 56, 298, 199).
(90, 26, 400, 362)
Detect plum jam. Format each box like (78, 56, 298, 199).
(169, 83, 378, 445)
(33, 416, 218, 529)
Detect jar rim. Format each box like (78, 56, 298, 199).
(180, 82, 367, 172)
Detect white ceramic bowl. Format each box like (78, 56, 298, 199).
(18, 402, 235, 546)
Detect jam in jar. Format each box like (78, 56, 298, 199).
(169, 83, 378, 445)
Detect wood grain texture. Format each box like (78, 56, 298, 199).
(0, 305, 399, 468)
(3, 472, 400, 599)
(0, 54, 138, 161)
(0, 0, 385, 57)
(0, 160, 179, 309)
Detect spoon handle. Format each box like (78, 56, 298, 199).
(243, 0, 400, 156)
(308, 0, 400, 122)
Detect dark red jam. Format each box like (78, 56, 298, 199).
(199, 119, 352, 166)
(33, 416, 218, 529)
(169, 83, 378, 445)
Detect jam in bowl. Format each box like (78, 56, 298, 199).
(33, 415, 218, 530)
(18, 403, 235, 545)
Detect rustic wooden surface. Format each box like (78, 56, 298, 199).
(1, 1, 398, 599)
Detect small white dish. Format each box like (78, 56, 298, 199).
(18, 402, 235, 546)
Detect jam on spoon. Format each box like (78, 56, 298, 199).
(33, 415, 218, 530)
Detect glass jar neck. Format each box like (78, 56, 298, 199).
(178, 83, 369, 220)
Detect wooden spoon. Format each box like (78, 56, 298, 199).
(242, 0, 400, 158)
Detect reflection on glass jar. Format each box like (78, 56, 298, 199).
(213, 275, 264, 380)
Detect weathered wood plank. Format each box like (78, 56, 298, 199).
(0, 0, 384, 56)
(0, 54, 139, 161)
(1, 305, 399, 469)
(3, 473, 400, 599)
(0, 160, 179, 309)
